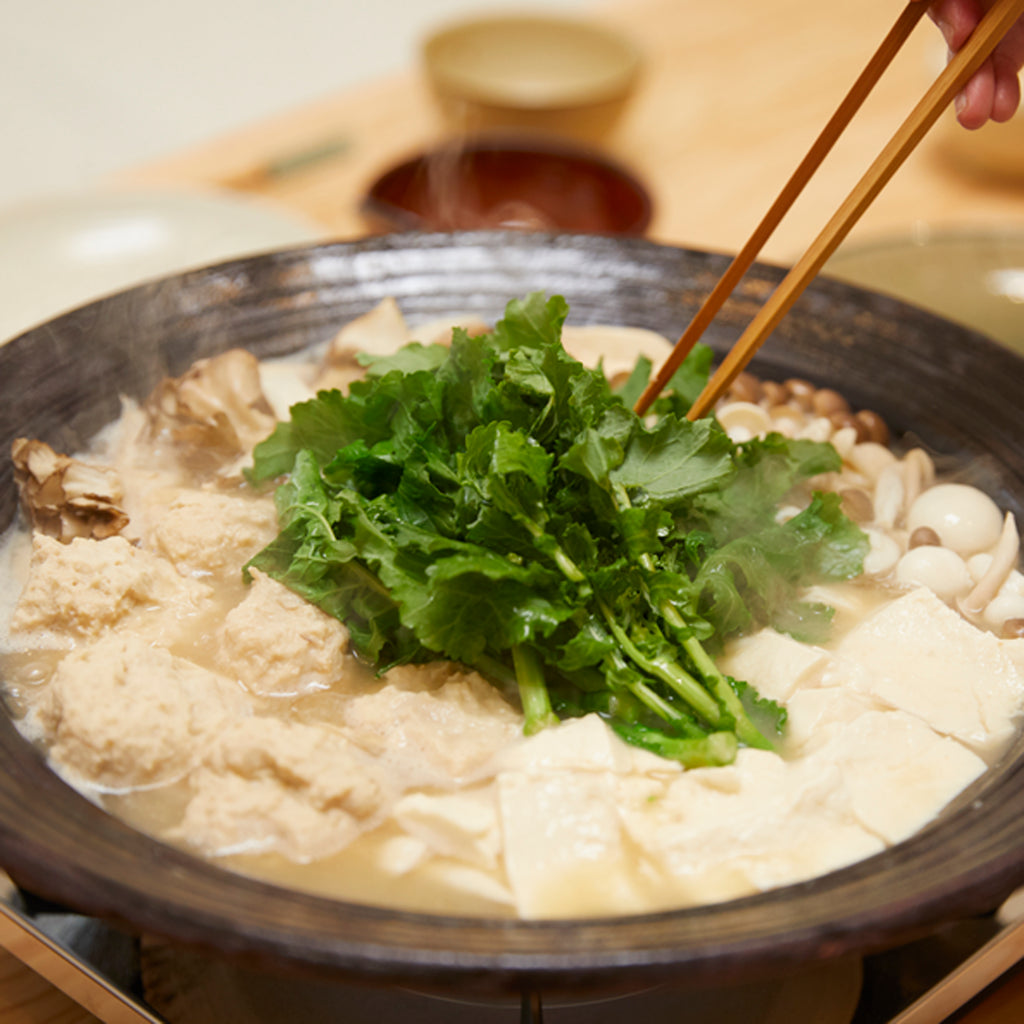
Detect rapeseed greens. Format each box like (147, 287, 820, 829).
(246, 293, 867, 767)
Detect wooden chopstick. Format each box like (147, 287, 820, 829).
(636, 0, 1024, 423)
(683, 0, 1024, 421)
(887, 912, 1024, 1024)
(632, 0, 931, 418)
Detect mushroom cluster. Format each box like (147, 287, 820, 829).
(718, 373, 1022, 639)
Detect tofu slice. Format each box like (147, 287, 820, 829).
(497, 770, 659, 918)
(782, 686, 884, 757)
(832, 587, 1024, 755)
(391, 787, 501, 870)
(619, 749, 883, 906)
(801, 708, 986, 844)
(718, 627, 831, 703)
(490, 713, 681, 777)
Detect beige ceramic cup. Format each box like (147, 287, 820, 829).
(422, 14, 642, 145)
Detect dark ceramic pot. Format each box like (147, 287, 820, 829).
(1, 231, 1023, 997)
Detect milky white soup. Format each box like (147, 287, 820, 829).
(2, 298, 1023, 919)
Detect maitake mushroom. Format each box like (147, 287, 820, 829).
(12, 438, 128, 541)
(144, 348, 277, 467)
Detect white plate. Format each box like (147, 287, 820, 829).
(0, 187, 324, 343)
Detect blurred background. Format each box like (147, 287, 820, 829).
(0, 0, 588, 208)
(0, 0, 1021, 347)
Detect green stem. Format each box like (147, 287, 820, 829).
(551, 547, 586, 583)
(596, 651, 689, 725)
(628, 678, 688, 723)
(512, 644, 559, 735)
(564, 650, 689, 726)
(474, 653, 516, 689)
(613, 723, 738, 769)
(472, 653, 522, 706)
(682, 635, 771, 750)
(523, 519, 586, 583)
(598, 601, 722, 726)
(612, 484, 770, 750)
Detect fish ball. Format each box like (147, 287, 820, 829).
(906, 484, 1004, 557)
(895, 546, 972, 604)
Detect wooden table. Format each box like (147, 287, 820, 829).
(116, 0, 1024, 257)
(4, 0, 1024, 1020)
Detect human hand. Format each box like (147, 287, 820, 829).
(929, 0, 1024, 128)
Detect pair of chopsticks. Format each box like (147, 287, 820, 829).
(634, 0, 1024, 421)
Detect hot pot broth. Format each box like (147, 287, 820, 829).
(2, 292, 1023, 920)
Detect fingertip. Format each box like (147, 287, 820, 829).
(990, 55, 1023, 123)
(956, 62, 996, 130)
(955, 105, 989, 130)
(955, 92, 989, 130)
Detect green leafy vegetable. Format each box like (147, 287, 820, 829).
(246, 293, 868, 767)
